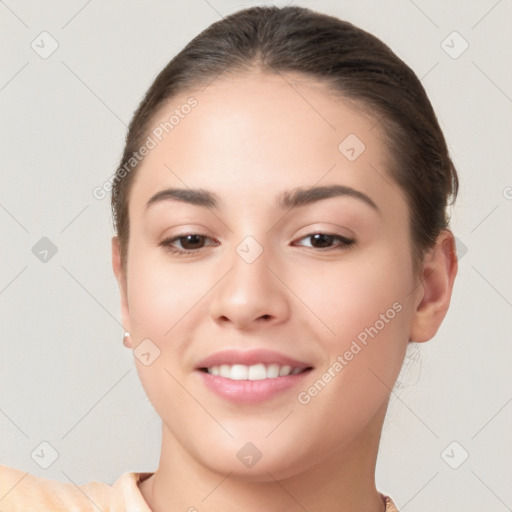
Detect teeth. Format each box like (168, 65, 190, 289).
(230, 364, 247, 380)
(266, 363, 280, 379)
(248, 363, 266, 381)
(279, 365, 292, 377)
(206, 364, 304, 380)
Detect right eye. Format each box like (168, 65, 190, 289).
(159, 234, 219, 255)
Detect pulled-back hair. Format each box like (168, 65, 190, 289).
(112, 6, 458, 271)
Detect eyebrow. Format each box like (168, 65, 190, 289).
(145, 184, 379, 213)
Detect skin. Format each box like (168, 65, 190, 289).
(112, 70, 457, 512)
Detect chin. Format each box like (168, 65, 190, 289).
(184, 433, 318, 482)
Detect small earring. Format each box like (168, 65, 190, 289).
(123, 331, 131, 347)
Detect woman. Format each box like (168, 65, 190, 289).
(0, 5, 457, 511)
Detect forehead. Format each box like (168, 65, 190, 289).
(129, 71, 401, 215)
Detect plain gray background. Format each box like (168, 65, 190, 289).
(1, 1, 511, 510)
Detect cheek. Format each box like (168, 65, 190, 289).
(291, 243, 415, 398)
(124, 252, 205, 412)
(292, 243, 415, 339)
(126, 248, 209, 339)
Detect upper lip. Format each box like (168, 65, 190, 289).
(195, 349, 312, 370)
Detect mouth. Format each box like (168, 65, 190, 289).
(199, 363, 310, 380)
(195, 350, 313, 404)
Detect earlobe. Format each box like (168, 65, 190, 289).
(123, 331, 132, 348)
(112, 236, 132, 347)
(409, 230, 458, 343)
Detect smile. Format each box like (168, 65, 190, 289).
(203, 363, 306, 380)
(195, 349, 313, 404)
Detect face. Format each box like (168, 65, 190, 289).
(115, 71, 425, 479)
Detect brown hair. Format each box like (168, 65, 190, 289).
(112, 5, 458, 272)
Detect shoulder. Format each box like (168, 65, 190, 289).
(0, 464, 110, 510)
(0, 464, 152, 511)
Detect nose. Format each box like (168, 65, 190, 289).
(208, 245, 290, 331)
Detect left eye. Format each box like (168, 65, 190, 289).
(293, 233, 355, 250)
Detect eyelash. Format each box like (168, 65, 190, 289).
(159, 232, 355, 255)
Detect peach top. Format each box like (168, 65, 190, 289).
(0, 465, 399, 511)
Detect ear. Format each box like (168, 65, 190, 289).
(409, 229, 458, 343)
(112, 236, 133, 348)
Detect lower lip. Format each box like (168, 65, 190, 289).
(197, 370, 311, 404)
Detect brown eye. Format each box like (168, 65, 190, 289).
(176, 234, 207, 250)
(159, 233, 218, 255)
(294, 233, 355, 250)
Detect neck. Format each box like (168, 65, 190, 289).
(140, 403, 388, 512)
